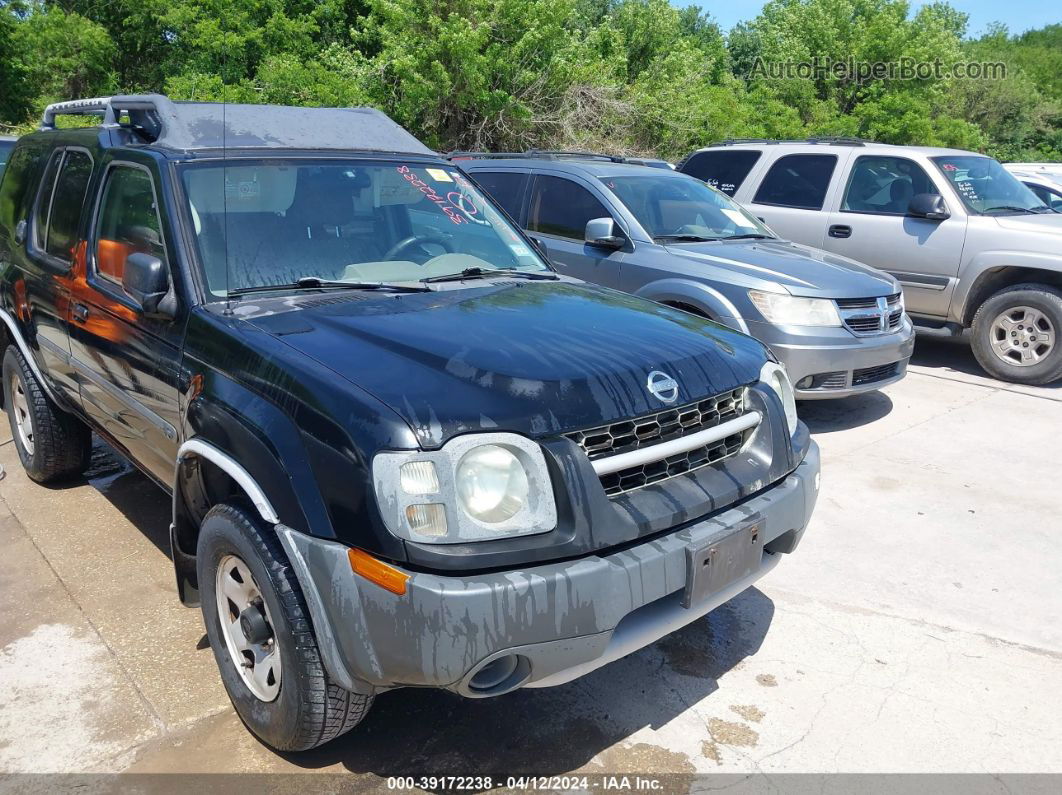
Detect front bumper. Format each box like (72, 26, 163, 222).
(748, 317, 916, 400)
(277, 441, 820, 697)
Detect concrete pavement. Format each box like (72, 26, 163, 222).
(0, 337, 1060, 781)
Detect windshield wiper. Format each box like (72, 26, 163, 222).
(421, 267, 558, 284)
(654, 234, 721, 243)
(227, 276, 430, 296)
(722, 233, 775, 240)
(981, 205, 1041, 215)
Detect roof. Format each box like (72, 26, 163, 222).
(39, 94, 436, 155)
(461, 158, 690, 180)
(690, 140, 982, 159)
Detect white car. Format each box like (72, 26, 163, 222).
(1005, 164, 1062, 212)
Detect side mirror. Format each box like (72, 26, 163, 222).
(584, 217, 626, 249)
(123, 252, 171, 316)
(907, 193, 950, 221)
(527, 235, 548, 258)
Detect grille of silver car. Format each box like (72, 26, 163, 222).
(565, 387, 753, 496)
(852, 361, 901, 386)
(836, 293, 903, 336)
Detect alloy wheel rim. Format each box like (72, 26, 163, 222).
(8, 370, 34, 455)
(989, 305, 1055, 367)
(215, 554, 282, 701)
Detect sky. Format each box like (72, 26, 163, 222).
(697, 0, 1060, 37)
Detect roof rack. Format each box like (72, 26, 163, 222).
(714, 137, 873, 147)
(41, 95, 168, 141)
(447, 149, 670, 165)
(449, 149, 626, 162)
(36, 94, 435, 155)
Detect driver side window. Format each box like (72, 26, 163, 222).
(527, 175, 611, 240)
(842, 156, 938, 215)
(95, 165, 168, 285)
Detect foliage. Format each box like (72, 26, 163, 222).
(0, 0, 1057, 162)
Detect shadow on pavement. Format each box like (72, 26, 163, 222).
(82, 437, 173, 558)
(910, 336, 1061, 391)
(286, 588, 775, 779)
(798, 390, 893, 433)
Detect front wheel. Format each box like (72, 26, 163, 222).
(197, 503, 373, 751)
(971, 284, 1062, 385)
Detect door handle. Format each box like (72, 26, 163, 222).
(72, 303, 89, 322)
(828, 224, 852, 239)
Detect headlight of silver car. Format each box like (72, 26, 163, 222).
(373, 433, 557, 544)
(759, 361, 799, 436)
(749, 289, 841, 327)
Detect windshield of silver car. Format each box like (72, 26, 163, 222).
(932, 156, 1051, 215)
(601, 174, 775, 241)
(180, 160, 552, 296)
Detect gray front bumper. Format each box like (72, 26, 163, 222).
(748, 317, 916, 399)
(278, 441, 819, 697)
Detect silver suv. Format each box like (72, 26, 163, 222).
(679, 139, 1062, 385)
(458, 152, 914, 400)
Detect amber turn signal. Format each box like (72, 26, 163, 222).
(347, 548, 409, 595)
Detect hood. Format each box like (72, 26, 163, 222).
(993, 213, 1062, 239)
(243, 282, 767, 448)
(666, 238, 899, 298)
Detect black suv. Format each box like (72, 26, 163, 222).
(0, 95, 819, 751)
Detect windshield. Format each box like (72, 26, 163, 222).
(600, 174, 774, 240)
(180, 160, 551, 296)
(932, 156, 1049, 214)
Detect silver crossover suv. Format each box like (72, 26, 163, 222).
(458, 152, 914, 399)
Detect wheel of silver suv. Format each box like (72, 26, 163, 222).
(988, 305, 1055, 367)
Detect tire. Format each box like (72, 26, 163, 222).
(2, 345, 91, 483)
(197, 503, 372, 751)
(971, 284, 1062, 385)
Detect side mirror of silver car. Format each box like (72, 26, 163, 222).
(584, 217, 627, 249)
(907, 193, 950, 221)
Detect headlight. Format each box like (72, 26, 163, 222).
(373, 433, 556, 544)
(456, 444, 529, 523)
(749, 290, 841, 326)
(760, 361, 798, 435)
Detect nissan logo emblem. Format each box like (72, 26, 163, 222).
(647, 370, 679, 403)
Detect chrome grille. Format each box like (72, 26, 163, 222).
(565, 387, 753, 496)
(566, 387, 746, 460)
(598, 431, 749, 496)
(836, 293, 903, 336)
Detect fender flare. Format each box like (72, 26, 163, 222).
(0, 306, 65, 405)
(176, 439, 279, 525)
(633, 278, 750, 334)
(952, 251, 1062, 324)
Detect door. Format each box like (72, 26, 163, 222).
(745, 152, 847, 246)
(525, 173, 623, 286)
(15, 146, 95, 403)
(67, 160, 182, 483)
(823, 154, 966, 317)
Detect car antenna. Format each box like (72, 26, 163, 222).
(221, 70, 233, 315)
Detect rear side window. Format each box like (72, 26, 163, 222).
(527, 175, 610, 240)
(469, 171, 528, 221)
(32, 152, 63, 251)
(45, 151, 93, 261)
(95, 166, 168, 284)
(752, 154, 837, 210)
(680, 150, 761, 196)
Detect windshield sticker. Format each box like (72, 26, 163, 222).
(397, 165, 465, 225)
(721, 208, 757, 228)
(425, 168, 453, 183)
